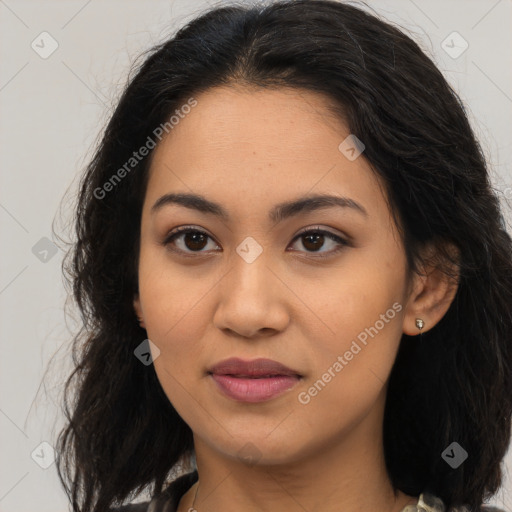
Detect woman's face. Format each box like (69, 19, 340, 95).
(134, 85, 415, 465)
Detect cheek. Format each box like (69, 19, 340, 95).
(137, 252, 212, 365)
(297, 252, 406, 404)
(306, 259, 405, 351)
(295, 313, 403, 431)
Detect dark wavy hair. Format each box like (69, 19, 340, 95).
(54, 1, 512, 511)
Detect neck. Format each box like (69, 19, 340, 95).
(177, 400, 418, 512)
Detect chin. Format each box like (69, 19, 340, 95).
(209, 431, 312, 467)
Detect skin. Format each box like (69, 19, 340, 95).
(133, 85, 458, 512)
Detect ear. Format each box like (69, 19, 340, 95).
(402, 243, 460, 336)
(133, 293, 146, 329)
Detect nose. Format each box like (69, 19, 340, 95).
(212, 253, 290, 339)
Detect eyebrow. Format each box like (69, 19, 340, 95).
(150, 192, 368, 223)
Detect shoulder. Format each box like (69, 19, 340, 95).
(448, 504, 508, 512)
(411, 493, 508, 512)
(110, 470, 198, 512)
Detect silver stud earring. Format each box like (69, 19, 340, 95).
(415, 318, 424, 331)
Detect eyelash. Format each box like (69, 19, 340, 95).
(162, 225, 349, 259)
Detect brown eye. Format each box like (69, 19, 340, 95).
(181, 231, 208, 251)
(288, 227, 349, 257)
(302, 232, 325, 251)
(163, 227, 219, 254)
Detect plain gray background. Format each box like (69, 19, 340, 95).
(1, 1, 511, 511)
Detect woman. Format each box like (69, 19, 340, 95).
(55, 1, 512, 511)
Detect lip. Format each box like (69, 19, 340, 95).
(207, 357, 302, 403)
(208, 357, 301, 377)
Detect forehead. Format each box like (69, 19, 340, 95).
(151, 85, 348, 165)
(144, 85, 388, 223)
